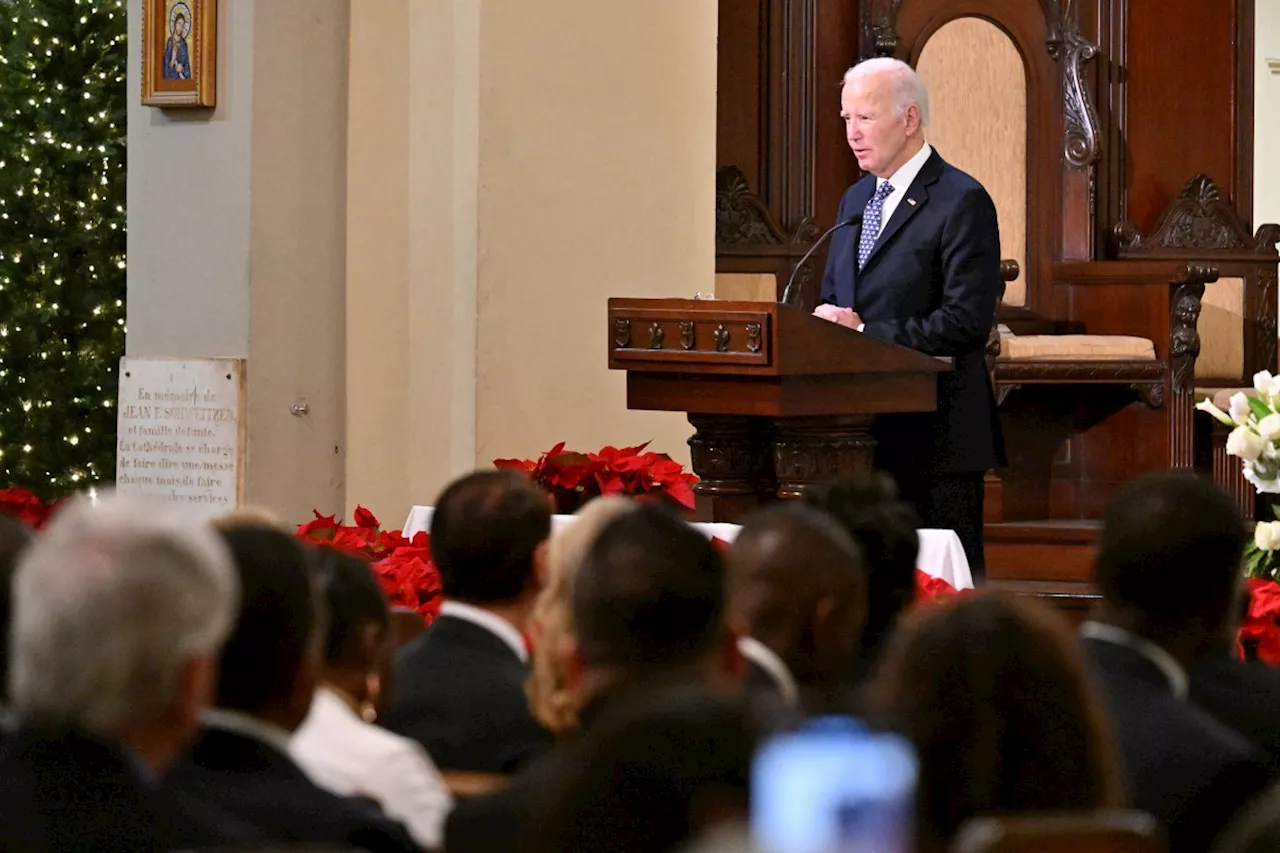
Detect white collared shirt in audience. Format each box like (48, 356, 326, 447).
(438, 600, 528, 663)
(290, 685, 454, 849)
(1080, 620, 1189, 699)
(737, 636, 799, 707)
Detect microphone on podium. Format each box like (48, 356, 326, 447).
(780, 212, 863, 306)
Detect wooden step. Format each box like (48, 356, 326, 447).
(986, 579, 1101, 626)
(984, 519, 1100, 583)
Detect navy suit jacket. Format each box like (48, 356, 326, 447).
(1084, 638, 1270, 853)
(383, 613, 554, 774)
(820, 149, 1006, 474)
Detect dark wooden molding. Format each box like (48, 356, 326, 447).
(1170, 277, 1207, 395)
(861, 0, 902, 58)
(1114, 175, 1271, 253)
(992, 359, 1166, 408)
(716, 166, 820, 246)
(1043, 1, 1101, 169)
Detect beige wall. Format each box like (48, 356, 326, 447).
(1257, 0, 1280, 230)
(127, 0, 349, 521)
(473, 2, 715, 468)
(917, 18, 1027, 306)
(347, 1, 716, 522)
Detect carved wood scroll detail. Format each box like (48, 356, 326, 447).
(1170, 276, 1208, 396)
(1115, 175, 1261, 252)
(1044, 0, 1099, 168)
(715, 166, 820, 246)
(648, 322, 665, 350)
(864, 0, 1099, 167)
(992, 359, 1167, 409)
(614, 319, 631, 348)
(680, 321, 696, 351)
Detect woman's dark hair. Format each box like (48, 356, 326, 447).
(866, 592, 1124, 853)
(313, 547, 390, 665)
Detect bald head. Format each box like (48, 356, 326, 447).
(728, 504, 867, 687)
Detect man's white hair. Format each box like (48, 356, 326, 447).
(844, 57, 930, 128)
(10, 493, 239, 731)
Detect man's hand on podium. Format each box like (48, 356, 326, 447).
(813, 304, 862, 331)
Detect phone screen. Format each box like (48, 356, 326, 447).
(751, 717, 916, 853)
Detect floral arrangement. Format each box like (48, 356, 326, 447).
(1198, 374, 1280, 663)
(296, 507, 443, 624)
(1197, 372, 1280, 493)
(494, 441, 698, 514)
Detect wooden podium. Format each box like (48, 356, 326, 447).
(608, 298, 950, 522)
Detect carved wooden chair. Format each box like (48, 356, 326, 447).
(1110, 175, 1280, 518)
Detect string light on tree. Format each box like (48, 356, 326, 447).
(0, 0, 125, 498)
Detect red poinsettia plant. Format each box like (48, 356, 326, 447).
(296, 507, 443, 625)
(0, 487, 60, 529)
(494, 441, 698, 514)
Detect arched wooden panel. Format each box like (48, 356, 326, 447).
(918, 18, 1028, 305)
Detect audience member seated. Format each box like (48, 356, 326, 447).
(0, 494, 254, 852)
(291, 548, 454, 849)
(727, 503, 867, 707)
(383, 470, 554, 773)
(0, 513, 33, 728)
(867, 592, 1124, 853)
(526, 495, 637, 737)
(165, 523, 419, 853)
(1083, 473, 1270, 853)
(534, 689, 765, 853)
(802, 473, 921, 684)
(445, 502, 742, 853)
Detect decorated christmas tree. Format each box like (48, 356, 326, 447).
(0, 0, 126, 498)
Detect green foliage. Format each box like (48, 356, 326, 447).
(0, 0, 126, 498)
(1244, 505, 1280, 583)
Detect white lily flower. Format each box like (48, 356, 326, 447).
(1196, 398, 1236, 427)
(1227, 426, 1267, 462)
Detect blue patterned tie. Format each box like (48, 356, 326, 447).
(857, 182, 895, 270)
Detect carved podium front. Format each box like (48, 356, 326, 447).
(608, 298, 949, 522)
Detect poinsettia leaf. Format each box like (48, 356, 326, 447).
(352, 505, 380, 531)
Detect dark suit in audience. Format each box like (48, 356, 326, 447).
(0, 726, 256, 853)
(167, 523, 418, 852)
(386, 612, 552, 772)
(1085, 637, 1269, 852)
(1082, 473, 1275, 853)
(383, 470, 555, 773)
(1190, 653, 1280, 776)
(168, 726, 417, 852)
(446, 504, 740, 853)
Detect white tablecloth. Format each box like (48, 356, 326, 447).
(402, 506, 973, 591)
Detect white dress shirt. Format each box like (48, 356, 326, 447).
(737, 636, 799, 707)
(1080, 621, 1189, 699)
(871, 140, 933, 240)
(855, 141, 933, 332)
(438, 599, 528, 663)
(291, 686, 454, 849)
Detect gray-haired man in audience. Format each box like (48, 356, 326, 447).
(0, 493, 254, 852)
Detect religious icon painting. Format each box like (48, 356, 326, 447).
(142, 0, 216, 107)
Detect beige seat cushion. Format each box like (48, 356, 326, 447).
(1204, 386, 1254, 411)
(1000, 334, 1156, 361)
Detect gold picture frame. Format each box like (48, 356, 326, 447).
(142, 0, 216, 107)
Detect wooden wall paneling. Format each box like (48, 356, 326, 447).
(716, 0, 765, 192)
(717, 0, 863, 309)
(1121, 0, 1248, 232)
